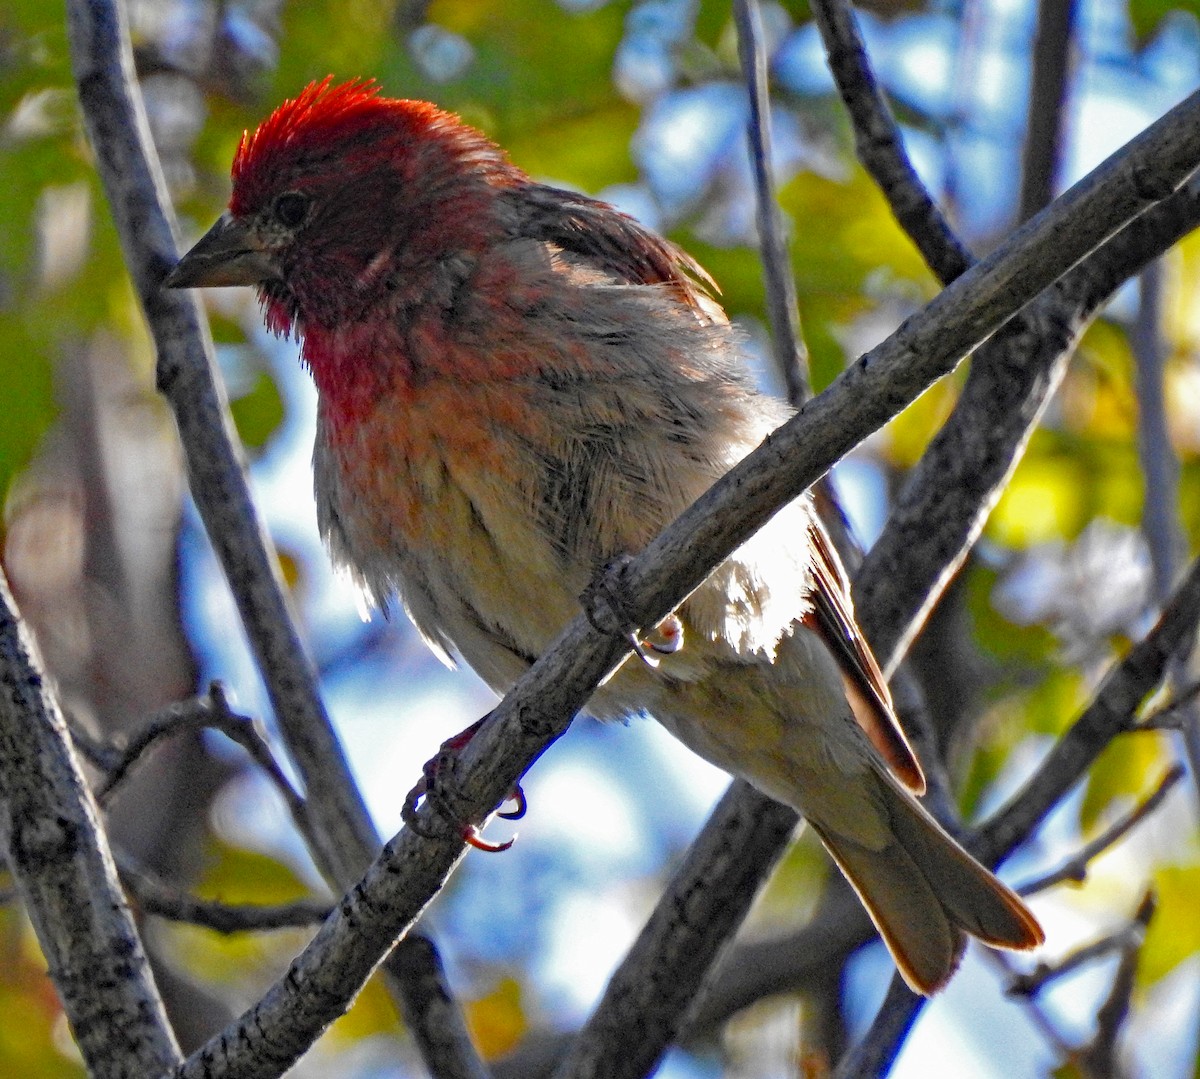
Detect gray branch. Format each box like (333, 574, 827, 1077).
(858, 176, 1200, 673)
(0, 568, 182, 1076)
(550, 783, 798, 1079)
(512, 49, 1200, 1079)
(734, 0, 808, 404)
(1019, 0, 1080, 222)
(811, 0, 974, 284)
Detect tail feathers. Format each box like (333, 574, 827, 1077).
(810, 769, 1044, 996)
(810, 819, 967, 994)
(887, 786, 1044, 952)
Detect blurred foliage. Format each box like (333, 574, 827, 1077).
(3, 0, 1200, 1075)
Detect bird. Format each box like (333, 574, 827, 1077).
(166, 77, 1043, 994)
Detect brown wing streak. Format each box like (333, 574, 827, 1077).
(803, 518, 926, 794)
(513, 184, 720, 317)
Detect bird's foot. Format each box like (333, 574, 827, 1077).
(401, 714, 527, 853)
(581, 557, 684, 668)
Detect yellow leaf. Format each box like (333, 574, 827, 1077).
(466, 976, 527, 1060)
(1141, 863, 1200, 985)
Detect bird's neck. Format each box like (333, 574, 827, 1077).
(298, 317, 414, 440)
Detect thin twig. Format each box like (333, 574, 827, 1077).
(1016, 765, 1185, 896)
(1136, 681, 1200, 730)
(1018, 0, 1080, 222)
(984, 951, 1076, 1055)
(1078, 891, 1155, 1078)
(1009, 914, 1145, 998)
(69, 0, 374, 890)
(983, 555, 1200, 864)
(1134, 259, 1184, 605)
(733, 0, 808, 405)
(842, 553, 1200, 1072)
(1009, 933, 1126, 996)
(810, 0, 974, 284)
(119, 855, 331, 933)
(94, 684, 306, 826)
(63, 715, 124, 773)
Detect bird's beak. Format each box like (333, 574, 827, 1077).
(164, 212, 279, 289)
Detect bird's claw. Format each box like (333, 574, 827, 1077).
(401, 715, 525, 853)
(582, 558, 684, 669)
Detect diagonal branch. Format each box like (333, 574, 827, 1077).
(858, 175, 1200, 673)
(1016, 765, 1184, 897)
(171, 89, 1200, 1079)
(550, 782, 798, 1079)
(0, 568, 182, 1075)
(810, 0, 974, 284)
(68, 0, 372, 894)
(508, 151, 1200, 1079)
(983, 553, 1200, 864)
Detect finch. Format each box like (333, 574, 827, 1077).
(167, 78, 1043, 994)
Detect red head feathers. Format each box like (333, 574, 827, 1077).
(229, 77, 518, 221)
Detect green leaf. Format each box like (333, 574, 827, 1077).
(228, 368, 285, 450)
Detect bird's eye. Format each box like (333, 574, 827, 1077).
(273, 192, 309, 229)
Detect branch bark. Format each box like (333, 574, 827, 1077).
(734, 0, 808, 404)
(0, 567, 182, 1076)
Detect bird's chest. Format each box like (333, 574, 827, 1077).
(313, 369, 589, 685)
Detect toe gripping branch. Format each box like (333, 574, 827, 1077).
(402, 714, 527, 853)
(581, 556, 685, 669)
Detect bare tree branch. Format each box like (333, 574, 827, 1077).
(119, 855, 332, 933)
(833, 975, 920, 1079)
(94, 684, 304, 818)
(983, 554, 1200, 863)
(1009, 891, 1154, 1003)
(0, 567, 182, 1075)
(1076, 891, 1155, 1079)
(1016, 765, 1185, 896)
(810, 0, 974, 284)
(1136, 681, 1200, 729)
(734, 0, 808, 405)
(1134, 259, 1184, 603)
(847, 552, 1200, 1069)
(811, 0, 1200, 693)
(550, 782, 798, 1079)
(68, 0, 372, 892)
(1019, 0, 1080, 222)
(858, 175, 1200, 674)
(547, 82, 1200, 1077)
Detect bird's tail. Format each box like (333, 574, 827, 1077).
(808, 767, 1044, 995)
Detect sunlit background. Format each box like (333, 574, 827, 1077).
(3, 0, 1200, 1075)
